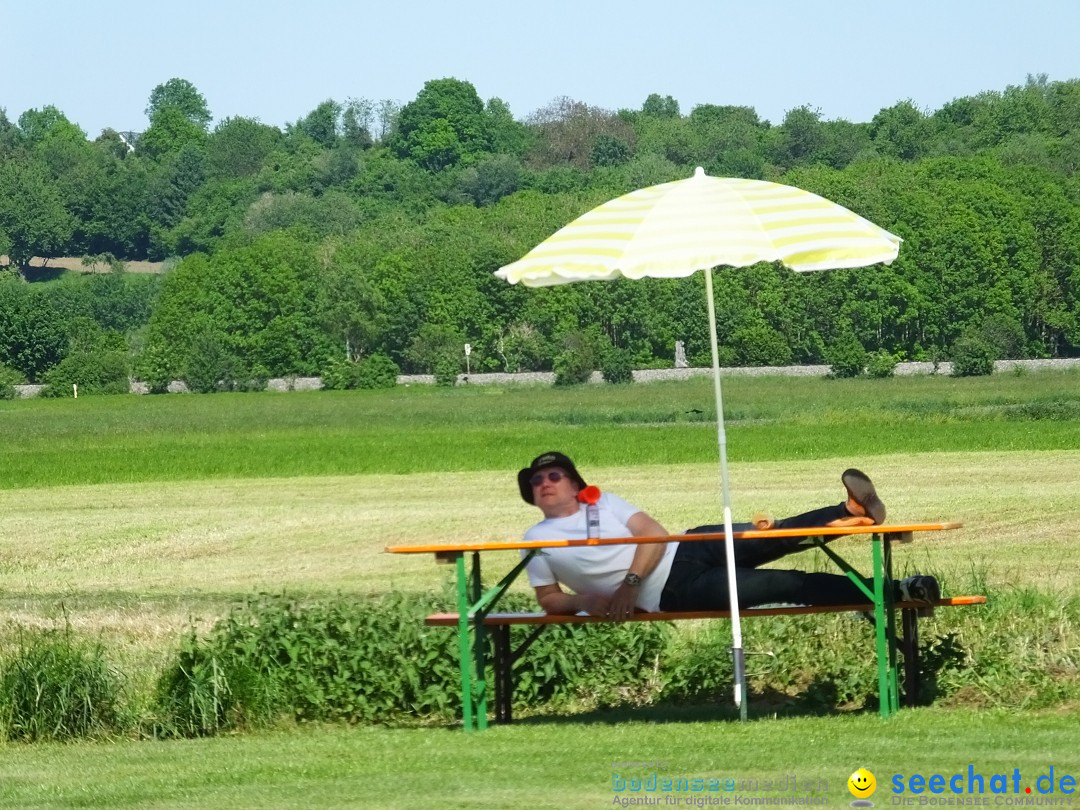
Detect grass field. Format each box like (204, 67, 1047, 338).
(2, 371, 1079, 488)
(1, 371, 1078, 807)
(0, 708, 1077, 808)
(3, 451, 1078, 647)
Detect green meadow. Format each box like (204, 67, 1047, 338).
(1, 710, 1078, 809)
(3, 371, 1080, 488)
(1, 370, 1078, 808)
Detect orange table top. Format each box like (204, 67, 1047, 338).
(384, 522, 963, 555)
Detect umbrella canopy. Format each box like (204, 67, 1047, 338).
(497, 167, 900, 286)
(496, 167, 901, 720)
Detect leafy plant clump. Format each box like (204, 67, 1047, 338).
(826, 334, 867, 379)
(152, 592, 670, 735)
(554, 329, 605, 386)
(600, 348, 634, 384)
(356, 354, 400, 389)
(5, 584, 1080, 740)
(951, 335, 996, 377)
(553, 351, 594, 386)
(866, 350, 900, 379)
(153, 628, 284, 737)
(0, 626, 126, 742)
(153, 593, 460, 735)
(40, 349, 131, 397)
(321, 354, 400, 390)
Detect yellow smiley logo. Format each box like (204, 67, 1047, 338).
(848, 768, 877, 798)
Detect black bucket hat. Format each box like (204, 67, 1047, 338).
(517, 451, 587, 504)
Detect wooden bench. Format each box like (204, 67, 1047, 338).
(426, 595, 987, 723)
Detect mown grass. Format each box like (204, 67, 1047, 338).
(3, 452, 1078, 629)
(0, 707, 1077, 809)
(1, 371, 1078, 807)
(1, 450, 1077, 750)
(1, 370, 1078, 488)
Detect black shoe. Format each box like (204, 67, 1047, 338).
(899, 575, 941, 617)
(842, 469, 886, 525)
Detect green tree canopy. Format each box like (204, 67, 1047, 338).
(641, 93, 680, 119)
(291, 100, 343, 149)
(206, 117, 283, 179)
(0, 158, 75, 266)
(143, 231, 335, 380)
(870, 100, 930, 160)
(139, 106, 209, 160)
(145, 78, 212, 130)
(391, 78, 491, 171)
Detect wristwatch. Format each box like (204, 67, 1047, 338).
(623, 572, 643, 587)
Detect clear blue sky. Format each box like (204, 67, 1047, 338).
(2, 0, 1079, 137)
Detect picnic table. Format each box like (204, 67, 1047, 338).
(387, 521, 981, 730)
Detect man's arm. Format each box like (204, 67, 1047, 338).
(534, 583, 609, 616)
(605, 510, 670, 620)
(625, 511, 669, 576)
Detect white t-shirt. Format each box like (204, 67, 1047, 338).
(522, 492, 678, 612)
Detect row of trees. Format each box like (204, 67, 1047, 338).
(1, 75, 1079, 392)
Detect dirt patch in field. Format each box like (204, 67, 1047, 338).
(1, 255, 166, 274)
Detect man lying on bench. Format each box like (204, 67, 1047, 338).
(517, 451, 941, 621)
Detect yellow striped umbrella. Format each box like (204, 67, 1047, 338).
(496, 167, 901, 721)
(497, 167, 900, 285)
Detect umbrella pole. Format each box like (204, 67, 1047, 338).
(703, 268, 748, 722)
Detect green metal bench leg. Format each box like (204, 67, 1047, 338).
(454, 550, 537, 730)
(469, 552, 489, 730)
(902, 608, 920, 707)
(493, 625, 512, 724)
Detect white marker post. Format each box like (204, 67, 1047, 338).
(464, 343, 471, 378)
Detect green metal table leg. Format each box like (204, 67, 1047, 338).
(815, 536, 900, 718)
(882, 534, 900, 715)
(450, 549, 538, 731)
(455, 553, 475, 731)
(871, 534, 900, 717)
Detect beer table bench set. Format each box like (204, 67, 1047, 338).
(387, 522, 985, 731)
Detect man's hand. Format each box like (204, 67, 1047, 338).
(578, 592, 611, 617)
(604, 582, 639, 621)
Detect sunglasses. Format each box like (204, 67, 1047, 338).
(529, 470, 566, 487)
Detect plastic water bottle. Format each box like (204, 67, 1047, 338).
(579, 486, 602, 539)
(586, 503, 601, 539)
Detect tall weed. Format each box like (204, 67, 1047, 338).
(0, 625, 125, 742)
(153, 628, 283, 737)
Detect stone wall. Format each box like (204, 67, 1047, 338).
(11, 358, 1080, 398)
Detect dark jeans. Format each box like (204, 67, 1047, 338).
(659, 503, 885, 610)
